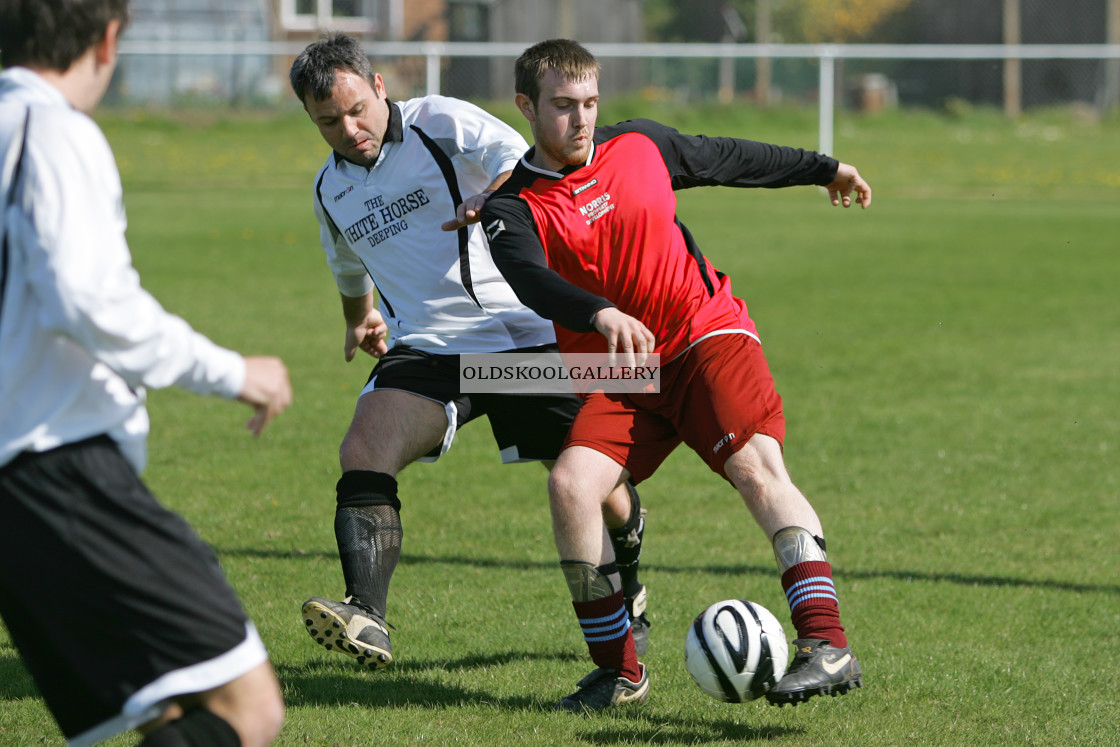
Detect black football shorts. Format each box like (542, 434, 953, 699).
(0, 436, 267, 744)
(361, 344, 581, 462)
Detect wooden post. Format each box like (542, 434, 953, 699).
(557, 0, 574, 39)
(1106, 0, 1120, 111)
(1003, 0, 1021, 118)
(718, 6, 747, 103)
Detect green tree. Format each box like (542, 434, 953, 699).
(644, 0, 913, 43)
(792, 0, 913, 42)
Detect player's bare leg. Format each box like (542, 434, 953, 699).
(546, 463, 650, 654)
(548, 446, 648, 711)
(303, 390, 447, 670)
(339, 389, 448, 475)
(137, 662, 283, 746)
(723, 433, 861, 705)
(722, 433, 821, 539)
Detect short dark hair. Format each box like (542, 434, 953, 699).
(289, 32, 375, 104)
(0, 0, 130, 70)
(515, 39, 600, 108)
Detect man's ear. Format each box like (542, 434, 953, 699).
(94, 19, 121, 67)
(515, 93, 535, 122)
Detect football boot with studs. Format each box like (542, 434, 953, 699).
(766, 638, 862, 706)
(302, 596, 393, 670)
(556, 663, 649, 712)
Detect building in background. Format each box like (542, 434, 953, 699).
(111, 0, 1118, 113)
(443, 0, 644, 100)
(114, 0, 278, 105)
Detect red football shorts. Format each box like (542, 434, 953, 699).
(563, 332, 786, 484)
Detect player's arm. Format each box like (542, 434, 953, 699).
(483, 203, 655, 360)
(440, 99, 530, 231)
(590, 307, 656, 366)
(441, 170, 513, 231)
(24, 114, 291, 433)
(645, 119, 871, 208)
(614, 119, 858, 195)
(822, 161, 872, 208)
(237, 357, 294, 436)
(312, 177, 388, 360)
(482, 195, 628, 334)
(340, 290, 389, 361)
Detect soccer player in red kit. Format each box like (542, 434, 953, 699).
(480, 39, 871, 711)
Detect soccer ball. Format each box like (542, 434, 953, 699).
(684, 599, 789, 702)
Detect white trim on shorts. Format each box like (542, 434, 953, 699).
(667, 328, 761, 363)
(67, 623, 268, 747)
(498, 445, 539, 463)
(360, 376, 459, 462)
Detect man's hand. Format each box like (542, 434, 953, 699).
(344, 307, 389, 361)
(824, 162, 872, 209)
(592, 307, 656, 367)
(238, 356, 292, 436)
(441, 190, 494, 231)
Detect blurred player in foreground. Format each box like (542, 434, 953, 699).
(481, 38, 870, 711)
(0, 1, 291, 744)
(289, 33, 650, 671)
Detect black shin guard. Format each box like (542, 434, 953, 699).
(607, 482, 645, 600)
(139, 708, 240, 747)
(335, 470, 402, 620)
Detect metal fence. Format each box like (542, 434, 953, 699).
(112, 40, 1120, 154)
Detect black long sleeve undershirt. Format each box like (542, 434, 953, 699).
(480, 119, 839, 333)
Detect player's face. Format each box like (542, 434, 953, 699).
(519, 68, 599, 171)
(305, 70, 390, 168)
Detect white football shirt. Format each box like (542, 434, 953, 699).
(312, 95, 555, 354)
(0, 68, 245, 472)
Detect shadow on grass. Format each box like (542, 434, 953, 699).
(0, 644, 39, 701)
(279, 652, 801, 743)
(279, 649, 578, 710)
(217, 546, 1120, 595)
(573, 719, 801, 744)
(1, 646, 800, 743)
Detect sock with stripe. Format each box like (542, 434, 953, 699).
(571, 589, 642, 682)
(780, 560, 848, 648)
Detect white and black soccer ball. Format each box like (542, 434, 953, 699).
(684, 599, 789, 702)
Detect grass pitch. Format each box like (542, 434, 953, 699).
(0, 101, 1118, 745)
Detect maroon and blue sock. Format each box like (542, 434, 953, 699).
(571, 589, 642, 682)
(781, 560, 848, 648)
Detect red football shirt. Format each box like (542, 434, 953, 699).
(482, 119, 838, 360)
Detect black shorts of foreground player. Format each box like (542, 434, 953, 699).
(288, 33, 651, 671)
(480, 38, 870, 711)
(0, 2, 292, 745)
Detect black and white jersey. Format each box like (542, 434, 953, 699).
(312, 95, 555, 354)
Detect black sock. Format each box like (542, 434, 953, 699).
(139, 708, 240, 746)
(335, 470, 402, 620)
(607, 482, 645, 601)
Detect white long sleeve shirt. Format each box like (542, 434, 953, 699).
(0, 68, 245, 472)
(313, 95, 555, 354)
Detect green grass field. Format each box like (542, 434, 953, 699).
(1, 100, 1118, 745)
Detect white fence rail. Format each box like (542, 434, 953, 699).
(117, 41, 1120, 155)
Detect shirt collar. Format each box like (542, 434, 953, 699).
(520, 140, 596, 179)
(0, 67, 73, 109)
